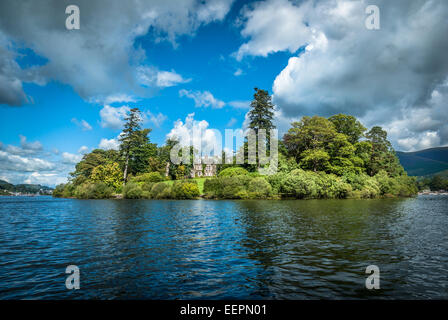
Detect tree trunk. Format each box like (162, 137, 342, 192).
(123, 154, 129, 185)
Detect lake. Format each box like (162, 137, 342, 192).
(0, 195, 447, 299)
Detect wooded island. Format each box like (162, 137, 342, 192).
(53, 89, 417, 200)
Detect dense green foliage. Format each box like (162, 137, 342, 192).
(417, 175, 448, 191)
(73, 182, 114, 199)
(131, 172, 165, 183)
(171, 180, 200, 199)
(119, 108, 157, 181)
(218, 167, 250, 177)
(90, 162, 122, 190)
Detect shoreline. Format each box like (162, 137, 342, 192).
(48, 195, 420, 201)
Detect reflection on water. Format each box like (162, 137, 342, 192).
(0, 196, 447, 299)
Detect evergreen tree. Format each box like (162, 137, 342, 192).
(247, 88, 276, 169)
(119, 108, 155, 182)
(248, 88, 276, 133)
(365, 126, 403, 177)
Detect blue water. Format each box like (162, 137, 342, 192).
(0, 196, 447, 299)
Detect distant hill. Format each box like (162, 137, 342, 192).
(0, 180, 53, 194)
(397, 147, 448, 176)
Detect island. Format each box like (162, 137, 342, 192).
(52, 88, 420, 200)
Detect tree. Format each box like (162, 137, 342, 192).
(127, 129, 157, 176)
(248, 88, 276, 133)
(71, 149, 119, 182)
(247, 88, 276, 169)
(300, 149, 330, 172)
(429, 175, 448, 191)
(119, 108, 156, 182)
(365, 126, 403, 177)
(119, 108, 142, 182)
(327, 133, 357, 175)
(283, 116, 337, 162)
(90, 162, 122, 191)
(328, 114, 367, 144)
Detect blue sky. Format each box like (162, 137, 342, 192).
(1, 0, 447, 185)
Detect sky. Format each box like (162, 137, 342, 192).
(0, 0, 447, 186)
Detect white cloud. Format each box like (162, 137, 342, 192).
(71, 118, 92, 131)
(61, 152, 83, 165)
(147, 111, 167, 128)
(78, 146, 89, 154)
(156, 70, 191, 87)
(228, 100, 250, 109)
(0, 135, 43, 156)
(137, 66, 191, 88)
(19, 135, 42, 152)
(234, 68, 243, 76)
(0, 136, 86, 186)
(23, 172, 67, 186)
(141, 67, 191, 88)
(226, 117, 237, 127)
(99, 137, 120, 151)
(102, 94, 138, 105)
(100, 105, 130, 130)
(179, 89, 225, 109)
(0, 150, 54, 172)
(166, 113, 222, 155)
(235, 0, 312, 60)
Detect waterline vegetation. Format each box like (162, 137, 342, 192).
(53, 88, 417, 200)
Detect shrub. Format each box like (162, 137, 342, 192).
(280, 171, 318, 199)
(141, 182, 155, 192)
(248, 177, 272, 199)
(53, 183, 76, 198)
(53, 184, 66, 197)
(132, 172, 164, 183)
(150, 182, 172, 199)
(62, 183, 76, 198)
(395, 175, 418, 197)
(266, 173, 286, 193)
(315, 173, 352, 199)
(221, 177, 248, 199)
(204, 176, 249, 199)
(123, 182, 144, 199)
(218, 167, 249, 177)
(374, 170, 395, 195)
(342, 172, 369, 191)
(357, 178, 380, 198)
(204, 178, 220, 197)
(172, 180, 200, 199)
(74, 182, 113, 199)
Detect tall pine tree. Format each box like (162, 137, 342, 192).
(246, 88, 276, 169)
(119, 108, 141, 183)
(119, 108, 156, 183)
(248, 88, 276, 133)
